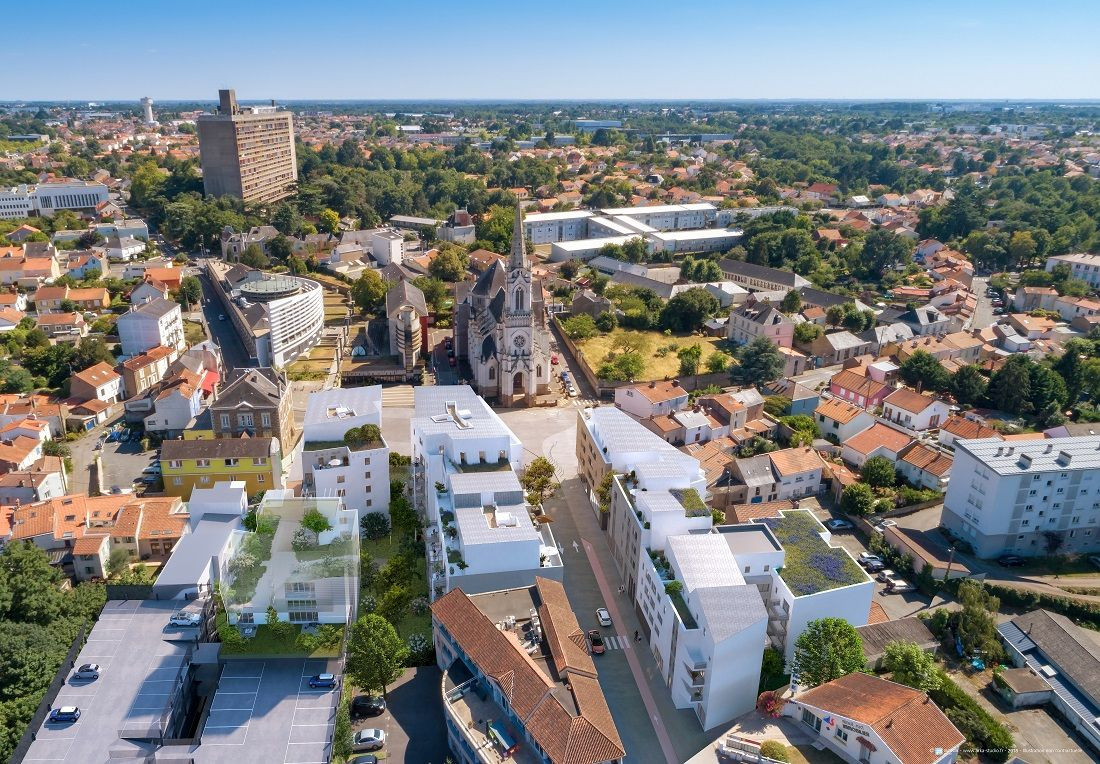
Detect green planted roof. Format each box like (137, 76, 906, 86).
(759, 510, 867, 596)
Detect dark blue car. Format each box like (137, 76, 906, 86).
(49, 706, 80, 723)
(308, 673, 338, 689)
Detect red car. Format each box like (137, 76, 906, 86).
(551, 354, 559, 365)
(587, 629, 605, 655)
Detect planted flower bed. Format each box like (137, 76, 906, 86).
(760, 511, 866, 596)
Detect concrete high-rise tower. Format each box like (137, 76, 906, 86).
(196, 88, 297, 204)
(140, 97, 155, 124)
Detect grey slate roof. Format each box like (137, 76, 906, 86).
(1007, 609, 1100, 708)
(693, 585, 768, 641)
(161, 436, 277, 460)
(385, 279, 427, 318)
(856, 617, 937, 660)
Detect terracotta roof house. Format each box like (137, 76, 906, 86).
(784, 673, 964, 764)
(897, 442, 953, 490)
(613, 380, 689, 420)
(70, 362, 122, 404)
(431, 577, 625, 764)
(841, 422, 912, 468)
(814, 397, 875, 443)
(828, 368, 891, 410)
(882, 388, 951, 432)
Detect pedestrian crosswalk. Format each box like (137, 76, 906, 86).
(601, 634, 630, 651)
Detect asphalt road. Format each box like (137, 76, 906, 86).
(197, 270, 255, 372)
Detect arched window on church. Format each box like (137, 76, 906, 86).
(536, 365, 542, 379)
(488, 366, 496, 380)
(514, 287, 525, 312)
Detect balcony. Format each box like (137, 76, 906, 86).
(443, 665, 540, 764)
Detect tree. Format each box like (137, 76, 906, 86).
(677, 343, 703, 376)
(318, 208, 341, 234)
(1007, 230, 1038, 267)
(388, 494, 420, 538)
(105, 548, 131, 578)
(792, 618, 865, 688)
(178, 276, 201, 309)
(594, 311, 617, 332)
(794, 322, 823, 344)
(883, 640, 941, 692)
(861, 456, 896, 489)
(825, 305, 845, 328)
(596, 351, 645, 382)
(987, 354, 1033, 415)
(734, 337, 784, 385)
(412, 276, 448, 313)
(71, 337, 116, 370)
(955, 581, 1004, 662)
(951, 364, 988, 406)
(272, 203, 303, 236)
(1029, 363, 1067, 415)
(521, 456, 557, 505)
(759, 741, 790, 763)
(840, 482, 875, 516)
(779, 289, 802, 314)
(561, 314, 598, 340)
(344, 423, 382, 448)
(0, 542, 65, 625)
(301, 508, 332, 537)
(361, 512, 391, 541)
(706, 350, 731, 374)
(351, 270, 388, 315)
(1054, 340, 1087, 406)
(659, 288, 720, 332)
(238, 243, 269, 269)
(345, 614, 409, 695)
(428, 247, 469, 282)
(899, 349, 950, 393)
(375, 583, 413, 625)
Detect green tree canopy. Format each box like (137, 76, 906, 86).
(659, 288, 720, 332)
(861, 455, 896, 488)
(792, 618, 865, 688)
(345, 614, 409, 695)
(899, 349, 950, 393)
(734, 337, 784, 385)
(950, 364, 988, 406)
(883, 640, 941, 692)
(840, 482, 875, 516)
(351, 270, 388, 316)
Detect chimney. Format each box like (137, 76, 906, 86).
(218, 89, 238, 115)
(650, 381, 657, 389)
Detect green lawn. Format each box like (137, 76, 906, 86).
(1007, 555, 1100, 578)
(360, 535, 402, 563)
(183, 319, 206, 345)
(574, 328, 729, 381)
(216, 612, 341, 658)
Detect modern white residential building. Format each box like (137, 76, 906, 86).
(942, 436, 1100, 558)
(523, 210, 594, 244)
(240, 274, 325, 368)
(1045, 252, 1100, 289)
(116, 297, 184, 356)
(0, 181, 109, 220)
(301, 386, 390, 520)
(413, 386, 562, 598)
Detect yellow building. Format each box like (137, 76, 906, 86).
(161, 436, 282, 499)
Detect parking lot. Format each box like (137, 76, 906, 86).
(204, 658, 338, 764)
(98, 430, 158, 493)
(349, 666, 448, 763)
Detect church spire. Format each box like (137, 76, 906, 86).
(508, 203, 527, 271)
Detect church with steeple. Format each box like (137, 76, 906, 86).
(453, 205, 550, 404)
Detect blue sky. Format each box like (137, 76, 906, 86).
(6, 0, 1099, 101)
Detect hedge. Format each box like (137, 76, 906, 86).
(929, 671, 1013, 762)
(980, 582, 1100, 631)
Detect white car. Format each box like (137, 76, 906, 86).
(169, 611, 202, 627)
(353, 728, 386, 752)
(596, 608, 612, 627)
(887, 577, 915, 594)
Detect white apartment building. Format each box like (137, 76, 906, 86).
(524, 210, 594, 244)
(1046, 253, 1100, 288)
(365, 228, 405, 265)
(413, 386, 562, 597)
(301, 387, 390, 520)
(601, 203, 717, 230)
(942, 436, 1100, 558)
(237, 274, 326, 368)
(116, 298, 184, 356)
(0, 181, 109, 220)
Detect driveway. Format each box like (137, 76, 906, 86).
(99, 433, 158, 494)
(349, 666, 448, 763)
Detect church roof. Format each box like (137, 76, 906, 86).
(480, 334, 497, 362)
(471, 259, 506, 297)
(509, 203, 528, 271)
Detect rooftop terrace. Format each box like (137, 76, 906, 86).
(756, 510, 868, 596)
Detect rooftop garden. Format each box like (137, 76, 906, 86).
(758, 511, 867, 597)
(452, 457, 511, 473)
(223, 514, 280, 607)
(304, 423, 383, 452)
(669, 588, 698, 630)
(671, 488, 709, 518)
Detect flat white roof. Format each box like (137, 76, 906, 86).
(524, 210, 594, 223)
(588, 216, 637, 236)
(956, 435, 1100, 474)
(600, 203, 716, 216)
(649, 228, 743, 242)
(612, 216, 656, 234)
(552, 235, 641, 252)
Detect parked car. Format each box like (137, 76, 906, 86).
(997, 554, 1025, 567)
(560, 371, 570, 382)
(351, 694, 386, 718)
(169, 611, 202, 627)
(587, 629, 605, 655)
(596, 608, 612, 627)
(825, 518, 853, 531)
(857, 553, 883, 565)
(887, 578, 915, 594)
(73, 663, 100, 680)
(876, 569, 896, 584)
(550, 354, 559, 365)
(218, 314, 227, 321)
(352, 729, 386, 752)
(48, 706, 80, 723)
(308, 673, 338, 689)
(864, 560, 886, 573)
(347, 756, 379, 764)
(142, 464, 161, 476)
(119, 429, 132, 443)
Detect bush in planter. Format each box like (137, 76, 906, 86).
(361, 512, 391, 541)
(759, 741, 790, 763)
(291, 528, 316, 551)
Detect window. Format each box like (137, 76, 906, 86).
(238, 413, 254, 427)
(169, 460, 182, 468)
(252, 457, 266, 466)
(835, 728, 849, 743)
(336, 475, 345, 484)
(197, 459, 210, 467)
(173, 477, 182, 486)
(800, 709, 821, 733)
(261, 412, 271, 427)
(258, 474, 265, 483)
(364, 471, 371, 479)
(225, 458, 239, 467)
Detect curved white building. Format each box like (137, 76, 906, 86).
(241, 275, 325, 368)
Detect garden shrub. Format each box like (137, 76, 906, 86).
(759, 741, 790, 762)
(929, 671, 1013, 762)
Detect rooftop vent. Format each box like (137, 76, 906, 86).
(1018, 454, 1032, 469)
(1057, 450, 1072, 466)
